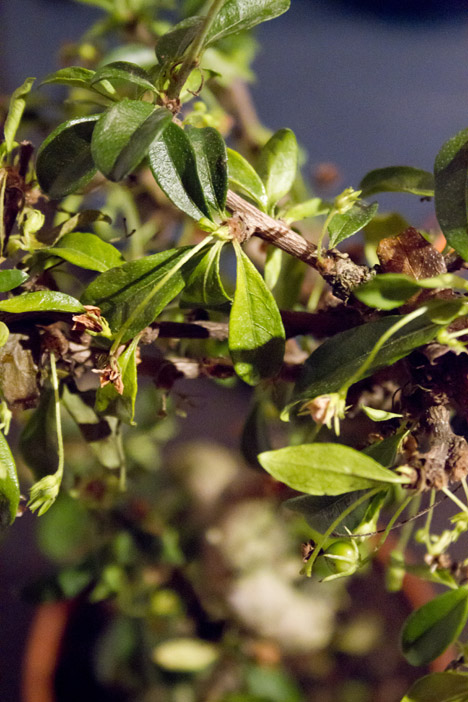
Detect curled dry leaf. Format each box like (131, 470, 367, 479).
(72, 305, 104, 334)
(377, 227, 446, 279)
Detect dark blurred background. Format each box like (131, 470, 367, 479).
(2, 1, 468, 699)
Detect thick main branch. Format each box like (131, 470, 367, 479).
(225, 190, 373, 299)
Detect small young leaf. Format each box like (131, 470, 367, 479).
(0, 430, 20, 527)
(48, 209, 112, 246)
(42, 232, 125, 272)
(285, 313, 442, 417)
(186, 126, 228, 214)
(229, 242, 285, 385)
(328, 201, 378, 248)
(0, 322, 8, 348)
(0, 291, 84, 314)
(434, 127, 468, 261)
(91, 100, 172, 181)
(36, 116, 99, 198)
(206, 0, 291, 45)
(360, 166, 434, 198)
(41, 67, 95, 89)
(148, 122, 209, 220)
(90, 61, 157, 94)
(180, 240, 231, 309)
(0, 269, 29, 292)
(3, 77, 35, 153)
(156, 16, 204, 65)
(362, 406, 403, 422)
(95, 336, 139, 424)
(400, 672, 468, 702)
(81, 247, 195, 341)
(258, 444, 407, 495)
(283, 197, 328, 224)
(256, 128, 297, 211)
(401, 587, 468, 666)
(285, 490, 374, 533)
(227, 148, 267, 210)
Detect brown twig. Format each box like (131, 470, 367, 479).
(225, 190, 373, 299)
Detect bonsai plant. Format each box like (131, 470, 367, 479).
(2, 0, 468, 699)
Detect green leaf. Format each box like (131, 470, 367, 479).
(0, 291, 84, 314)
(0, 269, 29, 292)
(434, 128, 468, 261)
(258, 443, 407, 495)
(359, 167, 434, 198)
(363, 430, 406, 468)
(148, 122, 209, 220)
(156, 16, 204, 65)
(3, 77, 35, 153)
(180, 240, 231, 309)
(283, 197, 328, 224)
(400, 672, 468, 702)
(0, 430, 20, 527)
(81, 247, 194, 341)
(227, 148, 267, 210)
(285, 490, 374, 533)
(186, 126, 228, 215)
(48, 209, 112, 246)
(328, 201, 378, 248)
(0, 322, 8, 348)
(42, 232, 125, 272)
(229, 242, 285, 385)
(355, 272, 467, 310)
(19, 388, 58, 480)
(91, 100, 172, 181)
(206, 0, 291, 45)
(401, 587, 468, 666)
(256, 128, 298, 210)
(362, 406, 402, 422)
(36, 116, 99, 198)
(90, 61, 157, 94)
(95, 336, 139, 424)
(285, 313, 442, 417)
(41, 67, 95, 89)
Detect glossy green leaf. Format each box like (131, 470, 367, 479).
(181, 240, 231, 309)
(285, 490, 374, 533)
(148, 121, 209, 220)
(283, 197, 328, 223)
(328, 201, 378, 248)
(19, 388, 58, 480)
(187, 126, 228, 214)
(3, 77, 35, 153)
(285, 313, 442, 417)
(206, 0, 291, 45)
(36, 116, 99, 198)
(0, 430, 20, 528)
(81, 247, 194, 341)
(41, 67, 95, 89)
(256, 128, 297, 210)
(0, 291, 84, 314)
(258, 443, 407, 495)
(229, 241, 285, 385)
(227, 148, 267, 210)
(400, 672, 468, 702)
(42, 232, 125, 272)
(156, 16, 204, 65)
(91, 100, 172, 181)
(0, 269, 29, 293)
(360, 166, 434, 198)
(355, 272, 466, 310)
(90, 61, 156, 93)
(434, 128, 468, 261)
(95, 336, 139, 424)
(401, 587, 468, 666)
